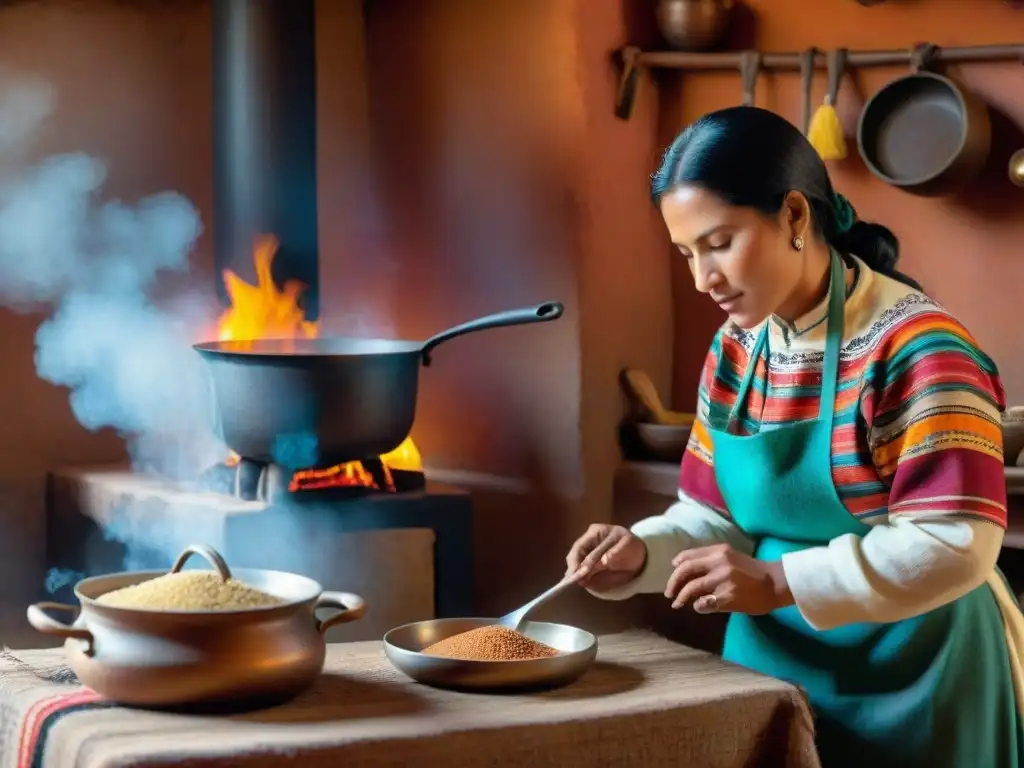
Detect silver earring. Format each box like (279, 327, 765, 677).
(792, 235, 804, 251)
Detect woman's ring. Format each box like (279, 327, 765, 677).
(695, 593, 719, 613)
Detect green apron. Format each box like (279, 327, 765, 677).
(710, 249, 1021, 768)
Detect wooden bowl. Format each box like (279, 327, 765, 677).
(1002, 406, 1024, 466)
(634, 422, 692, 463)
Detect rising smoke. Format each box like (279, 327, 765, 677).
(0, 79, 224, 482)
(0, 78, 237, 591)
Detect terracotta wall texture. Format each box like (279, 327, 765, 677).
(357, 0, 672, 621)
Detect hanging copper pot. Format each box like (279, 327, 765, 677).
(656, 0, 734, 52)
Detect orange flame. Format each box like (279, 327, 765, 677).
(216, 236, 423, 488)
(217, 235, 318, 346)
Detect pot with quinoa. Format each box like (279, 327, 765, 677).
(26, 544, 366, 710)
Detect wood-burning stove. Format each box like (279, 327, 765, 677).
(43, 0, 475, 643)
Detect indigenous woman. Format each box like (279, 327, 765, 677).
(567, 106, 1024, 767)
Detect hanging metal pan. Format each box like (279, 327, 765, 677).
(857, 43, 991, 197)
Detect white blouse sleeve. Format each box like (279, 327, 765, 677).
(781, 517, 1003, 630)
(789, 308, 1010, 631)
(589, 489, 755, 601)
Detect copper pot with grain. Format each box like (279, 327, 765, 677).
(26, 544, 366, 709)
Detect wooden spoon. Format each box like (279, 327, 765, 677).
(620, 368, 696, 426)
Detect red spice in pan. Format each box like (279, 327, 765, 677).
(422, 626, 559, 661)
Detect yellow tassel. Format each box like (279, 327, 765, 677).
(808, 103, 847, 161)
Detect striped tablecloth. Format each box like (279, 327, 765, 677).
(0, 632, 819, 768)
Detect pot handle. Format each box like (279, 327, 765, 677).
(27, 602, 95, 655)
(420, 301, 564, 367)
(825, 48, 847, 107)
(314, 591, 367, 635)
(739, 50, 761, 107)
(170, 544, 233, 581)
(910, 42, 940, 74)
(799, 48, 817, 135)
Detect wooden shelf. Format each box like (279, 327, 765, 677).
(614, 42, 1024, 119)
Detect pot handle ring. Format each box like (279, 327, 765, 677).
(314, 591, 367, 635)
(27, 602, 95, 655)
(420, 301, 565, 367)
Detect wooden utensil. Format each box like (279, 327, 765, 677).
(620, 368, 696, 427)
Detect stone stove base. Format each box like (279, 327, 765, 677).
(45, 466, 474, 643)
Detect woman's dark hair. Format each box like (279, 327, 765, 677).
(650, 106, 921, 291)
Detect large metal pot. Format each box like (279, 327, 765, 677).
(26, 545, 366, 710)
(193, 301, 564, 469)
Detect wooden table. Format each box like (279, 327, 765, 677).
(1, 633, 819, 768)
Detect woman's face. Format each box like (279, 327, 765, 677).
(659, 185, 810, 329)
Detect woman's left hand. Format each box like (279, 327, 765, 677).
(664, 543, 794, 614)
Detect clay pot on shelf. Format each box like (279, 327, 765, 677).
(655, 0, 734, 52)
(1002, 406, 1024, 466)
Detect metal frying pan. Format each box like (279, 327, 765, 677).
(857, 44, 991, 197)
(194, 301, 564, 468)
(383, 617, 597, 691)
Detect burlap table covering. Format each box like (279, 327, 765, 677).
(0, 632, 820, 768)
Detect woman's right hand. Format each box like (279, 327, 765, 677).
(565, 524, 647, 592)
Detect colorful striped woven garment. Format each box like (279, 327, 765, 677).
(680, 255, 1008, 529)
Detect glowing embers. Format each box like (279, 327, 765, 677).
(202, 455, 426, 503)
